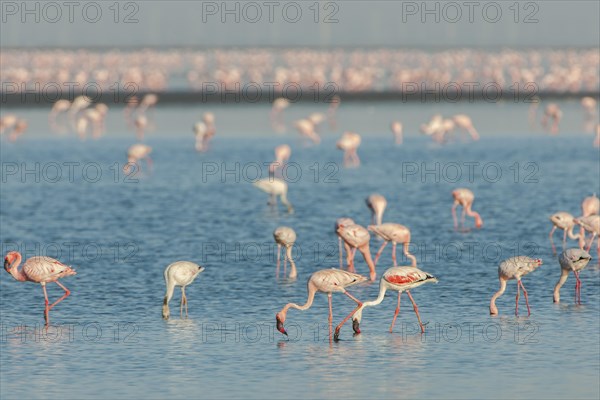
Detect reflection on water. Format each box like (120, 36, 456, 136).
(1, 102, 599, 399)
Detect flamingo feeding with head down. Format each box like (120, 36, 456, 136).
(273, 226, 297, 280)
(369, 223, 417, 267)
(335, 218, 355, 269)
(336, 132, 361, 167)
(162, 261, 205, 319)
(253, 178, 294, 213)
(452, 188, 483, 231)
(269, 144, 291, 175)
(553, 248, 592, 304)
(574, 215, 600, 260)
(549, 212, 580, 254)
(124, 144, 153, 174)
(366, 194, 387, 226)
(4, 251, 76, 325)
(489, 256, 543, 316)
(337, 223, 377, 281)
(275, 269, 367, 341)
(350, 266, 438, 335)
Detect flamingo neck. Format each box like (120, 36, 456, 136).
(566, 225, 581, 241)
(360, 245, 376, 276)
(8, 254, 27, 282)
(283, 282, 316, 314)
(354, 284, 388, 323)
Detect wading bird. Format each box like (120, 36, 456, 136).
(337, 223, 377, 281)
(162, 261, 205, 319)
(253, 178, 294, 213)
(452, 188, 483, 231)
(273, 226, 297, 280)
(489, 256, 542, 316)
(369, 223, 417, 267)
(366, 194, 387, 226)
(553, 248, 592, 304)
(549, 212, 580, 254)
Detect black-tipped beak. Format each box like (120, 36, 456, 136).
(352, 319, 361, 334)
(3, 259, 10, 272)
(276, 316, 287, 336)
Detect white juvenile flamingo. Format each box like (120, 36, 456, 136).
(350, 266, 438, 335)
(335, 218, 355, 269)
(452, 188, 483, 231)
(253, 178, 294, 213)
(553, 248, 592, 304)
(337, 223, 377, 281)
(162, 261, 205, 319)
(549, 212, 580, 254)
(4, 251, 76, 325)
(369, 223, 417, 267)
(273, 226, 297, 280)
(275, 269, 367, 341)
(489, 256, 543, 316)
(366, 194, 387, 226)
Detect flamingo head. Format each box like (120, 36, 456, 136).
(275, 312, 287, 336)
(475, 215, 483, 229)
(352, 319, 361, 334)
(3, 251, 18, 272)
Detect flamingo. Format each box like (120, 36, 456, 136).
(366, 194, 387, 226)
(541, 103, 562, 134)
(553, 248, 592, 304)
(327, 95, 340, 130)
(202, 112, 216, 149)
(4, 251, 76, 325)
(273, 226, 297, 280)
(336, 132, 361, 167)
(162, 261, 205, 319)
(350, 266, 438, 335)
(574, 215, 600, 260)
(269, 144, 291, 176)
(452, 114, 479, 140)
(336, 218, 355, 269)
(549, 212, 580, 254)
(134, 115, 148, 141)
(489, 256, 543, 316)
(193, 122, 208, 152)
(253, 178, 294, 213)
(49, 99, 72, 133)
(337, 223, 377, 281)
(275, 269, 367, 341)
(270, 98, 289, 133)
(369, 223, 417, 267)
(7, 119, 27, 142)
(581, 194, 599, 216)
(294, 119, 320, 145)
(391, 121, 403, 145)
(124, 144, 153, 174)
(452, 188, 483, 231)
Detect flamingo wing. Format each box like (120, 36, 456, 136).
(383, 267, 436, 287)
(23, 257, 75, 283)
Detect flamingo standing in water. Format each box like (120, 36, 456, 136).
(253, 178, 294, 213)
(275, 269, 367, 341)
(369, 223, 417, 267)
(337, 223, 377, 281)
(553, 248, 592, 304)
(294, 119, 320, 145)
(391, 121, 403, 145)
(452, 114, 479, 140)
(4, 251, 76, 325)
(269, 144, 291, 176)
(124, 144, 153, 174)
(452, 188, 483, 231)
(134, 115, 148, 141)
(193, 122, 208, 152)
(549, 212, 580, 254)
(336, 132, 361, 167)
(574, 215, 600, 261)
(541, 103, 562, 134)
(273, 226, 297, 280)
(49, 99, 72, 133)
(270, 98, 289, 133)
(366, 194, 387, 226)
(350, 266, 438, 335)
(162, 261, 205, 319)
(489, 256, 543, 316)
(336, 218, 355, 269)
(579, 194, 600, 247)
(202, 112, 216, 150)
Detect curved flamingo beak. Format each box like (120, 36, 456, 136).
(3, 258, 11, 272)
(352, 319, 361, 334)
(276, 314, 287, 336)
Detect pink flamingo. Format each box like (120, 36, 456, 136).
(49, 99, 72, 133)
(452, 114, 479, 140)
(549, 212, 580, 254)
(335, 218, 355, 269)
(337, 223, 377, 281)
(350, 266, 438, 335)
(124, 144, 153, 174)
(4, 251, 76, 325)
(273, 226, 297, 280)
(294, 119, 320, 145)
(554, 248, 591, 304)
(489, 256, 543, 316)
(253, 178, 294, 213)
(541, 103, 562, 134)
(369, 223, 417, 267)
(162, 261, 205, 319)
(202, 112, 216, 150)
(336, 132, 361, 167)
(269, 144, 291, 175)
(270, 98, 289, 133)
(574, 215, 600, 261)
(366, 194, 387, 226)
(452, 188, 483, 231)
(194, 122, 208, 152)
(391, 121, 403, 145)
(7, 119, 27, 142)
(579, 196, 600, 248)
(134, 115, 148, 141)
(275, 269, 367, 341)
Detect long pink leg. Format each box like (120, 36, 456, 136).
(283, 247, 287, 277)
(42, 284, 51, 325)
(392, 242, 397, 266)
(549, 226, 557, 254)
(406, 291, 425, 333)
(519, 280, 531, 316)
(404, 242, 417, 267)
(460, 206, 466, 229)
(390, 292, 401, 333)
(333, 291, 363, 340)
(328, 293, 333, 343)
(344, 243, 352, 269)
(374, 241, 388, 266)
(586, 233, 597, 252)
(451, 203, 458, 230)
(339, 237, 343, 269)
(50, 281, 71, 310)
(515, 281, 520, 316)
(348, 247, 357, 272)
(276, 244, 281, 279)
